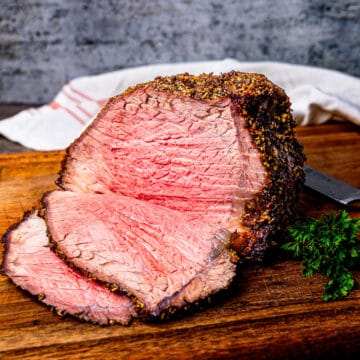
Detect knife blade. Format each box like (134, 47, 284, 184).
(304, 165, 360, 206)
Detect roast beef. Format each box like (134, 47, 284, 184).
(2, 71, 305, 322)
(1, 211, 136, 325)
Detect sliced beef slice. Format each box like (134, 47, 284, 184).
(43, 191, 237, 316)
(1, 212, 136, 325)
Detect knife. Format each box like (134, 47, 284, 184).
(304, 165, 360, 206)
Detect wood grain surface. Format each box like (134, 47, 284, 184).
(0, 122, 359, 359)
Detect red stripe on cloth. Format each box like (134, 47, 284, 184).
(76, 104, 93, 118)
(26, 108, 37, 116)
(98, 99, 108, 106)
(50, 101, 61, 109)
(68, 83, 108, 106)
(62, 107, 87, 125)
(62, 88, 98, 118)
(62, 88, 81, 104)
(49, 101, 86, 125)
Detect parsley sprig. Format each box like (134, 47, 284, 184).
(282, 210, 360, 301)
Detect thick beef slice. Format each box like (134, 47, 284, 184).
(43, 191, 237, 316)
(59, 93, 266, 218)
(1, 212, 136, 325)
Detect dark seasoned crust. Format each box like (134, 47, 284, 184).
(125, 71, 285, 101)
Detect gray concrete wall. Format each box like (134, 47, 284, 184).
(0, 0, 359, 104)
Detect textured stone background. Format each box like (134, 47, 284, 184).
(0, 0, 359, 104)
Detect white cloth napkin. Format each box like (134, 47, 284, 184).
(0, 58, 359, 151)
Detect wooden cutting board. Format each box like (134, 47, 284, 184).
(0, 123, 359, 359)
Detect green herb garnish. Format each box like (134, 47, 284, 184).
(282, 210, 360, 301)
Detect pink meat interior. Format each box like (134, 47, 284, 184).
(61, 88, 267, 228)
(44, 191, 237, 314)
